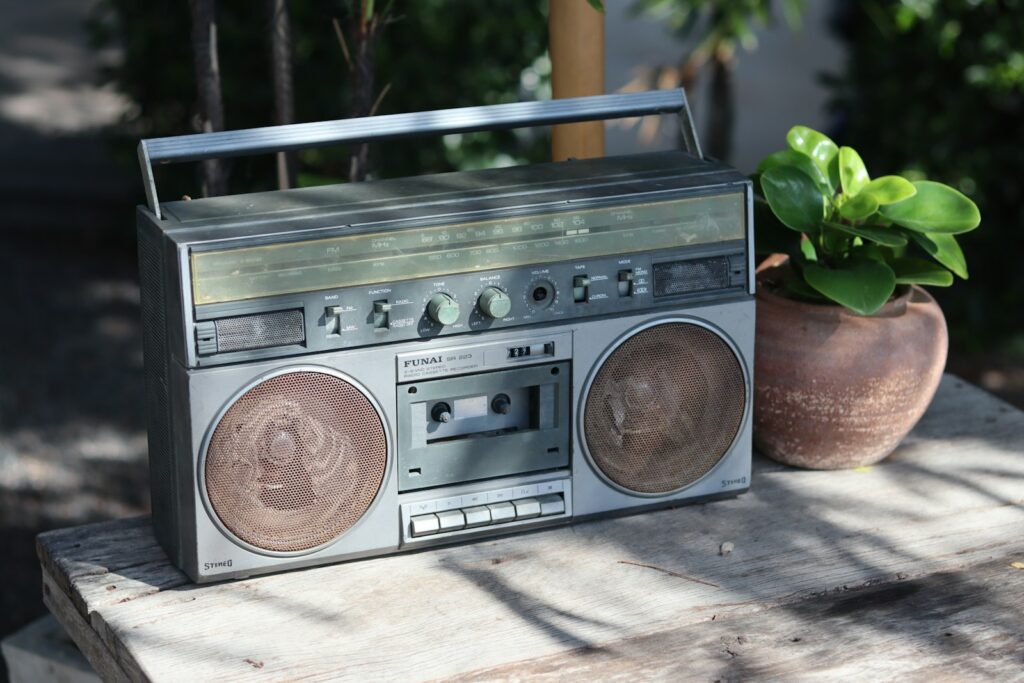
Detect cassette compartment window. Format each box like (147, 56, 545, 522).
(190, 192, 745, 305)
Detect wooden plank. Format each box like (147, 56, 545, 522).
(36, 376, 1024, 681)
(41, 572, 133, 683)
(453, 555, 1024, 682)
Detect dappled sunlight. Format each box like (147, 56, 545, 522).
(0, 3, 129, 133)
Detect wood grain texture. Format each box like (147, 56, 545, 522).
(41, 573, 132, 683)
(37, 375, 1024, 682)
(454, 557, 1024, 682)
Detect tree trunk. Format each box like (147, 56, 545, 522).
(188, 0, 228, 196)
(268, 0, 296, 189)
(347, 2, 377, 183)
(706, 50, 734, 162)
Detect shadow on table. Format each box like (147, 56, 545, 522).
(437, 376, 1024, 678)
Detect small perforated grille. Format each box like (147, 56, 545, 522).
(204, 371, 387, 552)
(583, 323, 745, 494)
(214, 310, 305, 353)
(653, 256, 731, 297)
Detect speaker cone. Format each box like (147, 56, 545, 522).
(204, 370, 387, 552)
(583, 322, 746, 494)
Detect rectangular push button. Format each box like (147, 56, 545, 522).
(512, 497, 541, 520)
(410, 513, 440, 537)
(462, 506, 491, 528)
(537, 493, 565, 516)
(487, 501, 516, 523)
(436, 509, 465, 532)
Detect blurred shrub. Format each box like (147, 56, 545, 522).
(89, 0, 549, 198)
(829, 0, 1024, 350)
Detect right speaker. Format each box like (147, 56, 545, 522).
(582, 321, 747, 495)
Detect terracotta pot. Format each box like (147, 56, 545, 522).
(754, 261, 948, 469)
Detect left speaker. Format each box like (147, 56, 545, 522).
(201, 369, 388, 554)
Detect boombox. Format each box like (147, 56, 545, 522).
(136, 91, 754, 582)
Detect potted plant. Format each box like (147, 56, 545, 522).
(753, 125, 981, 469)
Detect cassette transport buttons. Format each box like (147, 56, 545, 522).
(410, 514, 440, 537)
(436, 509, 465, 532)
(404, 479, 568, 540)
(512, 498, 541, 519)
(487, 501, 516, 523)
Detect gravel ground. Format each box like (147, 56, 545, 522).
(0, 228, 149, 663)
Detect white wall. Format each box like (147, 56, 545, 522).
(603, 0, 846, 173)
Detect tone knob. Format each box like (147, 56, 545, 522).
(477, 286, 512, 319)
(426, 293, 460, 326)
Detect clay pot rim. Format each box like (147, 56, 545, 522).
(757, 261, 914, 320)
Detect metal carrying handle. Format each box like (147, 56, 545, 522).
(138, 89, 702, 219)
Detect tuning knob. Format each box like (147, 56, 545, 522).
(426, 293, 460, 326)
(477, 286, 512, 319)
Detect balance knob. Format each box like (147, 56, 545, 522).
(477, 286, 512, 319)
(426, 293, 460, 326)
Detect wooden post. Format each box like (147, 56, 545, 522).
(549, 0, 605, 161)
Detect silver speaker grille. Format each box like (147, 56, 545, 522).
(583, 322, 746, 494)
(204, 370, 387, 553)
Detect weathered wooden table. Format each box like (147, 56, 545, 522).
(38, 375, 1024, 681)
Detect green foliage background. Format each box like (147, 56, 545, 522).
(90, 0, 1023, 347)
(89, 0, 550, 198)
(829, 0, 1024, 349)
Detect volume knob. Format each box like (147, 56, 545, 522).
(477, 286, 512, 319)
(426, 293, 460, 326)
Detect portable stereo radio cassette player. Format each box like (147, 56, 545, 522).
(136, 90, 754, 582)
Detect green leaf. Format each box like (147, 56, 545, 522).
(824, 220, 908, 247)
(786, 126, 839, 193)
(879, 180, 981, 233)
(802, 259, 896, 315)
(785, 270, 826, 301)
(585, 0, 605, 11)
(908, 231, 968, 279)
(760, 166, 825, 235)
(799, 235, 817, 262)
(839, 146, 870, 196)
(854, 242, 888, 263)
(838, 193, 879, 221)
(826, 154, 841, 198)
(890, 257, 954, 286)
(757, 150, 830, 194)
(859, 176, 916, 205)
